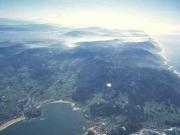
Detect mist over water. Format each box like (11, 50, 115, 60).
(154, 33, 180, 72)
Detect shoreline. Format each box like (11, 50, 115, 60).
(153, 36, 180, 78)
(50, 99, 81, 111)
(0, 116, 26, 131)
(0, 99, 80, 132)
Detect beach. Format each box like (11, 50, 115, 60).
(50, 100, 81, 111)
(0, 116, 26, 131)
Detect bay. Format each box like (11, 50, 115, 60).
(0, 103, 86, 135)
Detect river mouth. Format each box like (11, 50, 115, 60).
(0, 103, 87, 135)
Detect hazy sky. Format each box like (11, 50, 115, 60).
(0, 0, 180, 33)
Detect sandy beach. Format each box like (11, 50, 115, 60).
(51, 100, 81, 111)
(0, 116, 26, 131)
(51, 99, 75, 106)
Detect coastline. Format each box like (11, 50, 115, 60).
(0, 116, 26, 131)
(50, 99, 81, 111)
(0, 99, 80, 132)
(152, 36, 180, 78)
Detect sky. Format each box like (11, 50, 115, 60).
(0, 0, 180, 34)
